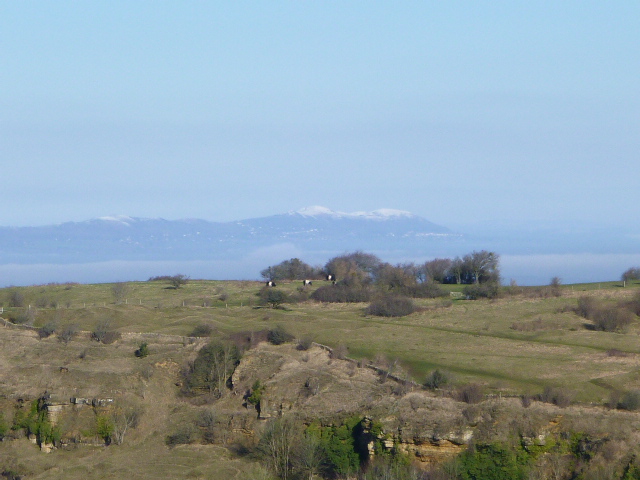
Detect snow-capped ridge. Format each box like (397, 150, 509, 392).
(293, 206, 416, 220)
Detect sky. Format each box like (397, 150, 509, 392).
(2, 2, 639, 230)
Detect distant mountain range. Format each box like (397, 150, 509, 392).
(0, 207, 463, 264)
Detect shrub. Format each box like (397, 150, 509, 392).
(135, 342, 149, 358)
(463, 282, 500, 299)
(258, 288, 288, 308)
(457, 384, 484, 404)
(310, 284, 372, 303)
(410, 282, 449, 298)
(166, 424, 197, 446)
(190, 323, 216, 337)
(96, 414, 114, 444)
(456, 443, 527, 480)
(182, 341, 241, 396)
(58, 324, 78, 344)
(330, 344, 348, 360)
(91, 319, 121, 344)
(0, 412, 7, 440)
(268, 325, 294, 345)
(38, 321, 57, 339)
(625, 292, 640, 316)
(618, 390, 640, 411)
(366, 295, 416, 317)
(592, 307, 634, 332)
(296, 336, 314, 351)
(576, 296, 598, 319)
(424, 369, 450, 390)
(10, 307, 35, 325)
(168, 274, 190, 289)
(246, 380, 265, 406)
(550, 276, 563, 297)
(8, 290, 25, 308)
(537, 386, 572, 408)
(196, 408, 218, 444)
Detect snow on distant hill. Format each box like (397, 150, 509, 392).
(292, 206, 416, 220)
(0, 207, 460, 264)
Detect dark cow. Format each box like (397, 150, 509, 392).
(326, 274, 335, 282)
(266, 281, 276, 287)
(302, 280, 312, 286)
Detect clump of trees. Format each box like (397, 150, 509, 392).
(147, 274, 190, 289)
(91, 319, 121, 344)
(622, 267, 640, 283)
(264, 250, 500, 308)
(365, 295, 416, 317)
(267, 325, 294, 345)
(311, 284, 372, 303)
(575, 295, 637, 332)
(257, 287, 288, 308)
(261, 258, 320, 281)
(182, 341, 241, 398)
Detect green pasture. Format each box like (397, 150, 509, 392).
(2, 278, 640, 403)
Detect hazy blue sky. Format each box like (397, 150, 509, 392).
(2, 2, 639, 229)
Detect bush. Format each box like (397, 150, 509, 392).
(576, 296, 598, 319)
(168, 274, 190, 289)
(8, 290, 25, 308)
(196, 408, 218, 444)
(463, 282, 500, 299)
(424, 369, 450, 390)
(330, 344, 348, 360)
(246, 380, 265, 406)
(258, 288, 288, 308)
(9, 307, 35, 325)
(182, 341, 241, 396)
(38, 321, 57, 339)
(135, 342, 149, 358)
(268, 325, 294, 345)
(410, 282, 449, 298)
(366, 295, 416, 317)
(58, 324, 78, 344)
(91, 319, 121, 344)
(537, 386, 572, 408)
(296, 336, 314, 351)
(457, 384, 484, 404)
(592, 307, 634, 332)
(618, 390, 640, 411)
(310, 284, 372, 303)
(166, 424, 197, 446)
(549, 276, 563, 297)
(189, 323, 216, 337)
(0, 412, 7, 440)
(456, 443, 527, 480)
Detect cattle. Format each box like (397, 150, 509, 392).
(302, 280, 312, 286)
(326, 274, 335, 282)
(266, 281, 276, 287)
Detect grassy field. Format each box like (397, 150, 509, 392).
(2, 278, 640, 404)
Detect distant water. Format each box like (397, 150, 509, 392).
(1, 253, 640, 287)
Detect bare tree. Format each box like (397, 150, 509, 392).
(464, 250, 500, 284)
(257, 416, 300, 480)
(293, 433, 325, 480)
(423, 258, 453, 283)
(111, 282, 130, 304)
(450, 257, 464, 284)
(168, 274, 190, 289)
(110, 399, 143, 445)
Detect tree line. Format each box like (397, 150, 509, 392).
(261, 250, 500, 287)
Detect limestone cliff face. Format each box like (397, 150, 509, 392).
(225, 343, 474, 465)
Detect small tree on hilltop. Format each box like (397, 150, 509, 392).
(111, 282, 130, 304)
(258, 288, 287, 308)
(168, 274, 189, 289)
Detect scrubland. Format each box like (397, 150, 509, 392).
(2, 278, 640, 479)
